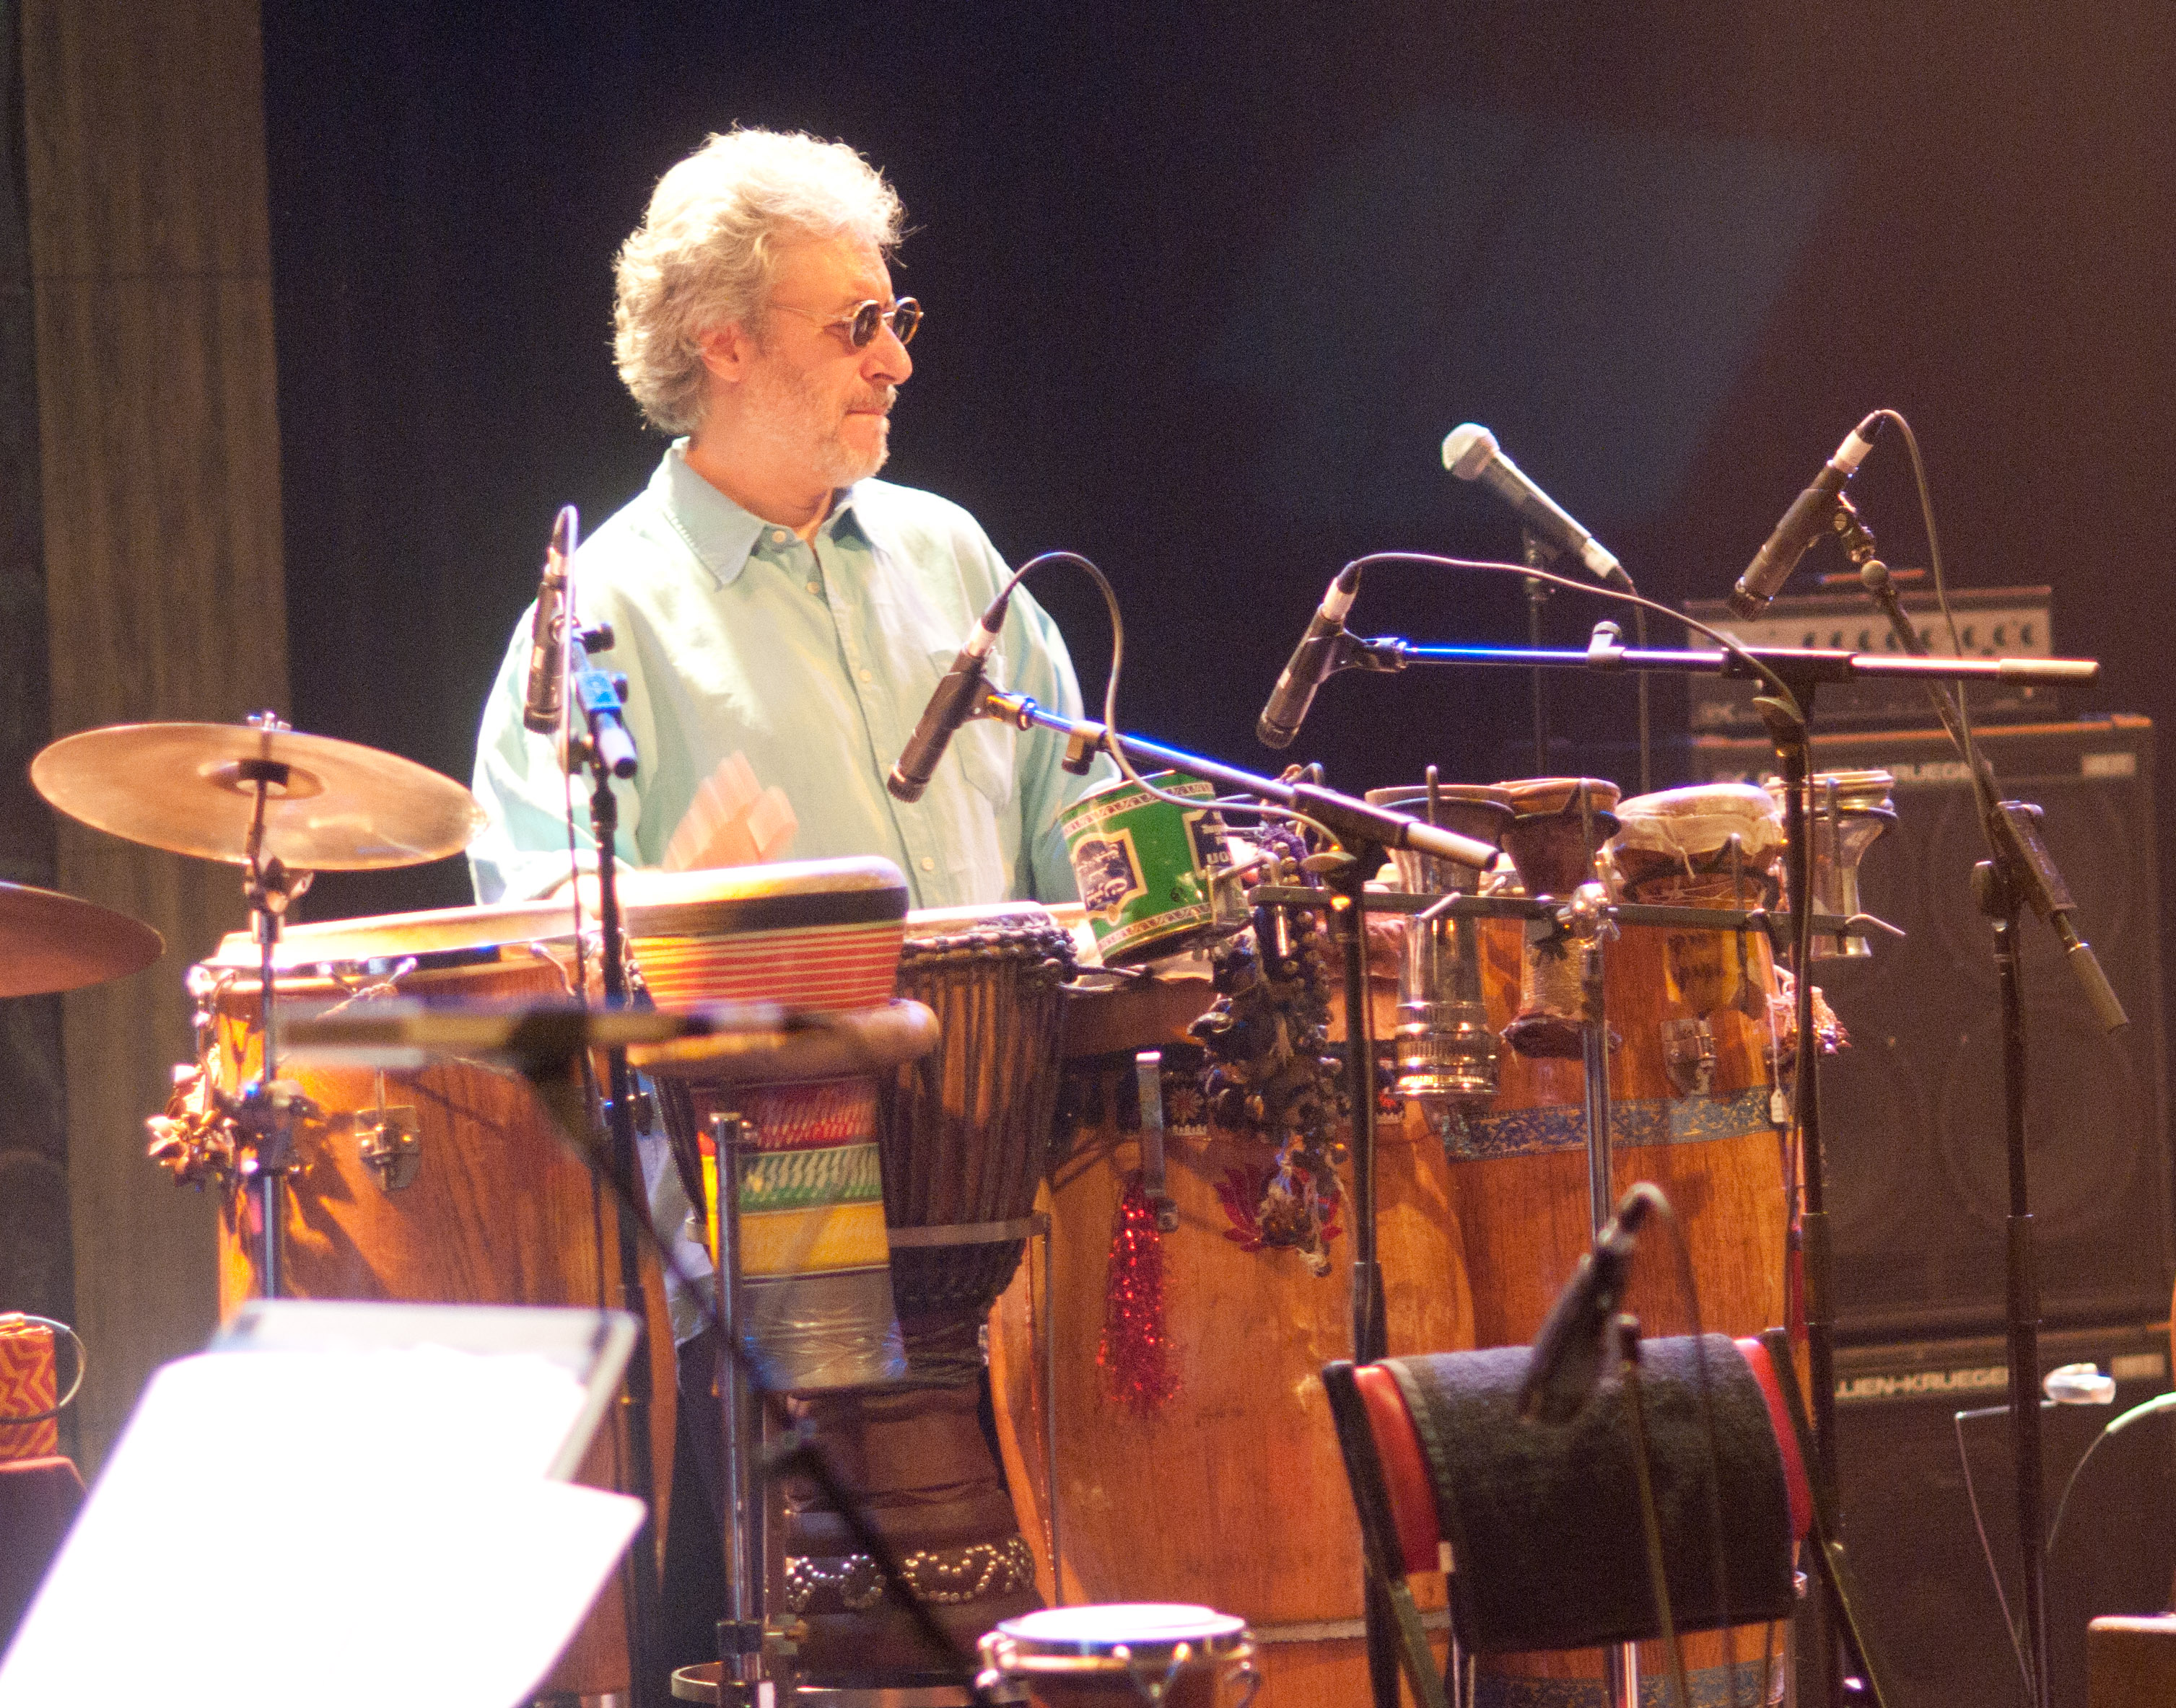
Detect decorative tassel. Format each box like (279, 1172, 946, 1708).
(1098, 1171, 1179, 1414)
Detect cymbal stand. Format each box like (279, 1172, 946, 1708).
(224, 710, 316, 1300)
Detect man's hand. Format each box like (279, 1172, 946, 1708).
(663, 751, 798, 871)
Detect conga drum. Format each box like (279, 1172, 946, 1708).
(1441, 780, 1793, 1705)
(990, 967, 1472, 1708)
(182, 898, 670, 1697)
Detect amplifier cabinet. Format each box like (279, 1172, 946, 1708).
(1830, 1325, 2176, 1708)
(1690, 717, 2172, 1342)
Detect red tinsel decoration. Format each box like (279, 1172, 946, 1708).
(1097, 1171, 1179, 1414)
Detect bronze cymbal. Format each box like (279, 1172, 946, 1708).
(0, 881, 163, 995)
(31, 722, 486, 871)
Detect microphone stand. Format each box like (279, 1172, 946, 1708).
(1846, 517, 2125, 1708)
(1521, 531, 1553, 774)
(564, 631, 665, 1708)
(1187, 623, 2094, 1708)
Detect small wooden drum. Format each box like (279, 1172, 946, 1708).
(979, 1604, 1259, 1708)
(625, 859, 912, 1394)
(1494, 777, 1622, 1059)
(777, 903, 1072, 1681)
(1612, 784, 1786, 1094)
(1611, 782, 1783, 908)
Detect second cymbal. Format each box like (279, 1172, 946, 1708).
(0, 880, 163, 996)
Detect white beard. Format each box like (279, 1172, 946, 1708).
(743, 356, 893, 489)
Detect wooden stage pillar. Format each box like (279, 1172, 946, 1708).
(22, 0, 288, 1471)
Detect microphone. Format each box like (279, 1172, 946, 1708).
(887, 590, 1011, 803)
(1518, 1183, 1666, 1424)
(1441, 424, 1624, 586)
(523, 506, 578, 735)
(1257, 566, 1360, 749)
(1728, 413, 1884, 620)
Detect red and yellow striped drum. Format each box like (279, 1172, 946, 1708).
(622, 859, 913, 1396)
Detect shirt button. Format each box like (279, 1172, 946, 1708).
(857, 668, 873, 683)
(770, 529, 790, 545)
(919, 857, 935, 872)
(807, 581, 821, 595)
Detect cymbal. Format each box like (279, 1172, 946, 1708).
(32, 722, 486, 871)
(0, 880, 163, 995)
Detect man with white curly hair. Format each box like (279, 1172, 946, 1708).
(470, 127, 1107, 912)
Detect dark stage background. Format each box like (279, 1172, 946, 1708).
(251, 3, 2176, 1676)
(261, 2, 2176, 925)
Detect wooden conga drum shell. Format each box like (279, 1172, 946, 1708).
(201, 947, 670, 1699)
(992, 972, 1467, 1708)
(1444, 915, 1791, 1703)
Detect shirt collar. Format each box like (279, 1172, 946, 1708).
(655, 442, 873, 588)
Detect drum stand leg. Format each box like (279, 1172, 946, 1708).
(709, 1113, 774, 1706)
(1579, 965, 1638, 1708)
(1322, 849, 1399, 1708)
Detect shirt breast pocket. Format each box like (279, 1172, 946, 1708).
(953, 718, 1015, 815)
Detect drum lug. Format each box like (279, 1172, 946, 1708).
(357, 1106, 421, 1191)
(1134, 1050, 1181, 1232)
(1658, 1017, 1718, 1099)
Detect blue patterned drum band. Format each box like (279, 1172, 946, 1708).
(1451, 1085, 1775, 1160)
(739, 1142, 886, 1212)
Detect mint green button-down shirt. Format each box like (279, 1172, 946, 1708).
(470, 443, 1110, 907)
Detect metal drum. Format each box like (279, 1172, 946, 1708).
(989, 973, 1470, 1708)
(775, 903, 1074, 1681)
(182, 902, 656, 1698)
(1766, 769, 1897, 959)
(1363, 784, 1515, 1118)
(979, 1604, 1258, 1708)
(1059, 772, 1236, 967)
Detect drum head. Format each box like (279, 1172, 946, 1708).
(992, 1603, 1249, 1655)
(1612, 782, 1782, 859)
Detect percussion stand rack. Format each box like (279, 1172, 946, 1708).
(564, 636, 665, 1708)
(972, 693, 1495, 1708)
(1241, 626, 2098, 1708)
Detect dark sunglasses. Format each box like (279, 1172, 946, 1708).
(774, 296, 923, 349)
